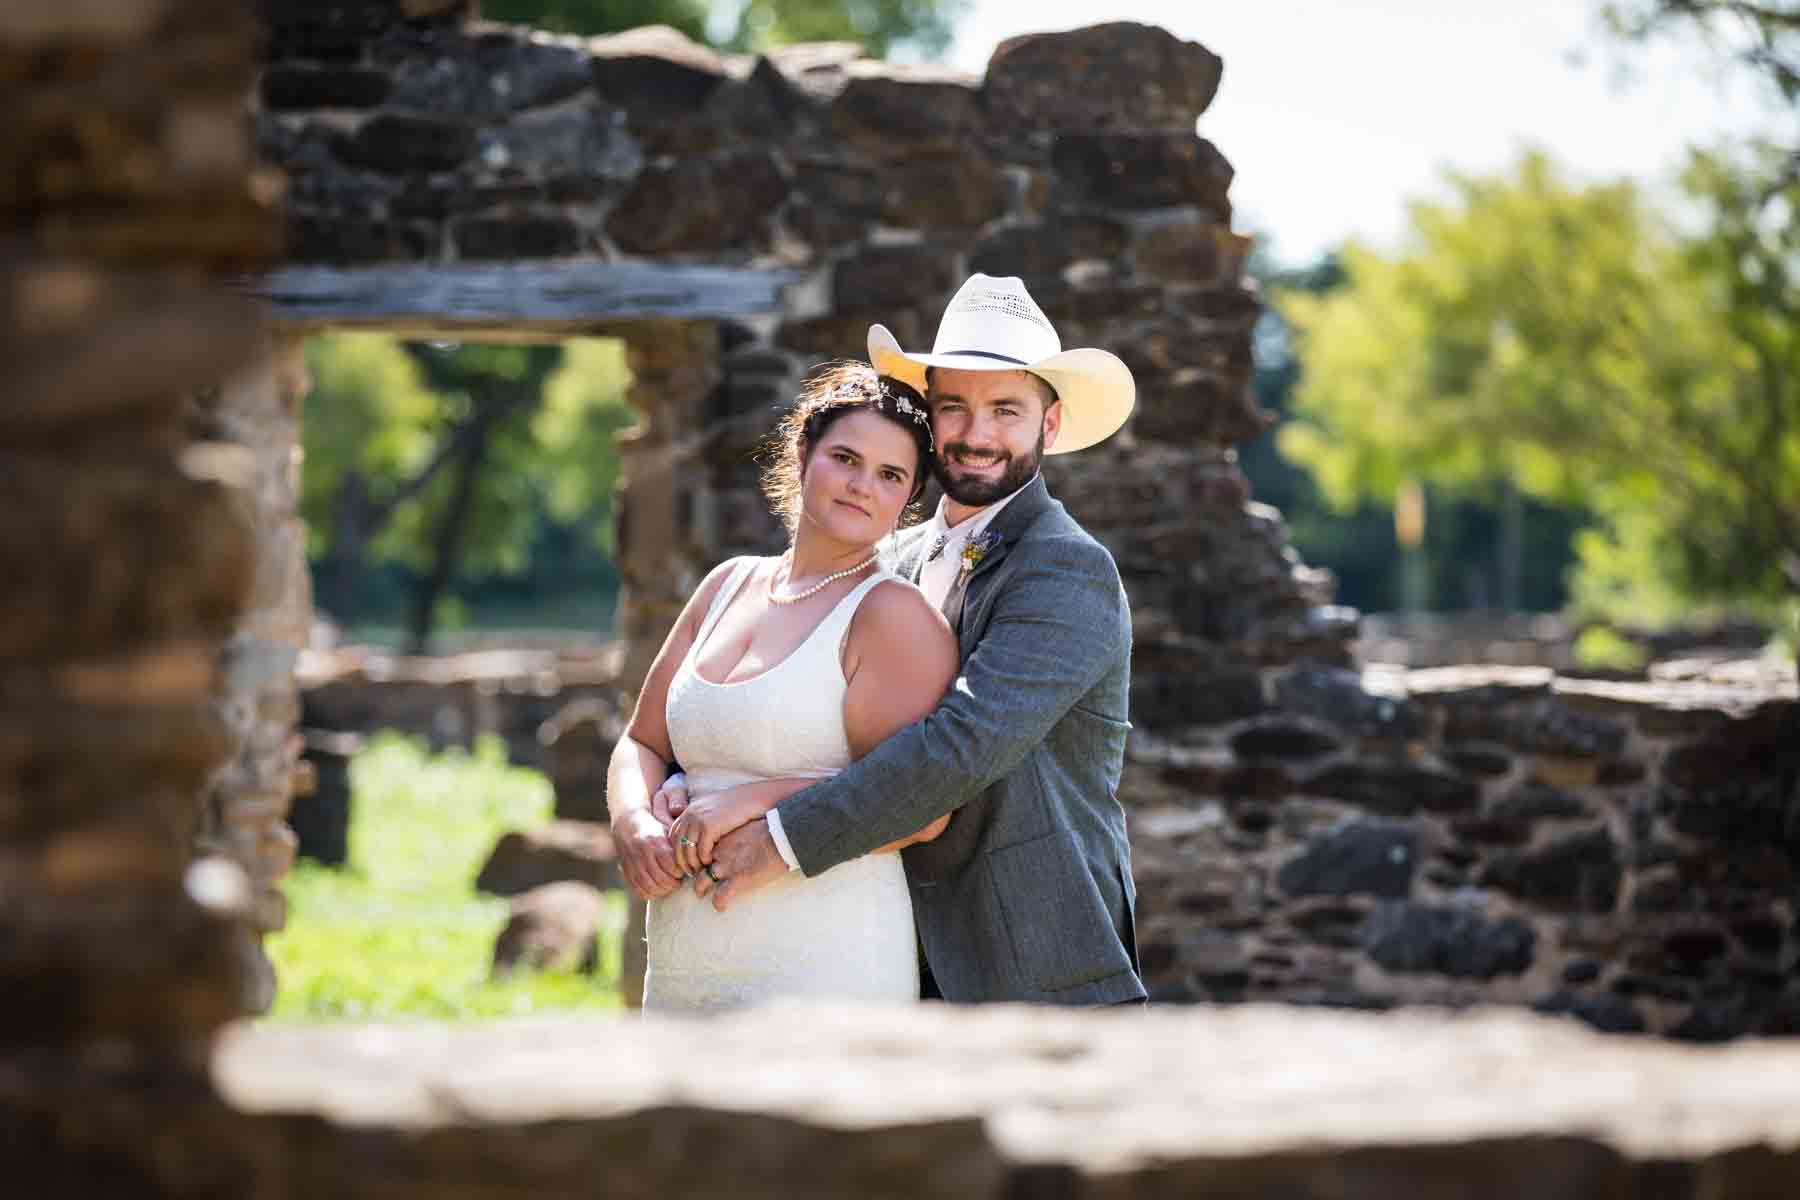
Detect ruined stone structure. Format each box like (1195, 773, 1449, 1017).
(256, 3, 1330, 1008)
(188, 334, 314, 1010)
(253, 8, 1309, 696)
(2, 0, 290, 1177)
(257, 0, 1797, 1035)
(1128, 662, 1799, 1039)
(9, 0, 1800, 1193)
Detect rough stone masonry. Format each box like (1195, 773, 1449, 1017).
(260, 0, 1798, 1035)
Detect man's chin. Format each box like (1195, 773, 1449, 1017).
(940, 475, 1011, 506)
(939, 461, 1033, 507)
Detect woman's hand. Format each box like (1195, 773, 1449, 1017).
(612, 807, 684, 900)
(650, 773, 690, 830)
(668, 785, 768, 877)
(872, 812, 951, 855)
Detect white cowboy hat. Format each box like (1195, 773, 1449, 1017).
(866, 273, 1135, 454)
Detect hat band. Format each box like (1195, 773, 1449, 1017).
(936, 349, 1030, 366)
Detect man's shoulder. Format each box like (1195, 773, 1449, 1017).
(1014, 501, 1120, 580)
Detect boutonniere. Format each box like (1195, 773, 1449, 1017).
(959, 531, 1001, 578)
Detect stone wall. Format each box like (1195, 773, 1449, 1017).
(1356, 610, 1777, 671)
(297, 644, 627, 812)
(257, 6, 1329, 1010)
(1128, 662, 1800, 1040)
(254, 7, 1335, 703)
(189, 334, 313, 1009)
(202, 1004, 1800, 1198)
(1, 0, 283, 1161)
(254, 4, 1800, 1034)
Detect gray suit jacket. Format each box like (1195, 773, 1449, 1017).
(778, 475, 1144, 1005)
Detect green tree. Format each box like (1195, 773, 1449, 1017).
(725, 0, 962, 56)
(533, 338, 638, 559)
(481, 0, 709, 43)
(1603, 0, 1799, 104)
(482, 0, 964, 56)
(1242, 244, 1587, 615)
(1279, 150, 1800, 625)
(301, 332, 444, 625)
(302, 335, 637, 649)
(391, 343, 566, 652)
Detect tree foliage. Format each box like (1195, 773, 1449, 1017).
(301, 334, 636, 646)
(725, 0, 962, 56)
(533, 338, 638, 556)
(1242, 247, 1585, 614)
(480, 0, 964, 56)
(481, 0, 709, 42)
(1603, 0, 1800, 105)
(1278, 149, 1800, 622)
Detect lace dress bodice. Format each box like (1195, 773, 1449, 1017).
(642, 557, 919, 1012)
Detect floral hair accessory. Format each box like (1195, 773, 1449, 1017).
(876, 377, 934, 450)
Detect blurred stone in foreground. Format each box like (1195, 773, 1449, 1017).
(209, 1003, 1800, 1197)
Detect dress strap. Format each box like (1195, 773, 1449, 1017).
(692, 557, 759, 650)
(816, 570, 896, 658)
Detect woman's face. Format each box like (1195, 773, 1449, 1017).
(798, 409, 921, 547)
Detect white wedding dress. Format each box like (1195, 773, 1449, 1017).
(642, 557, 920, 1012)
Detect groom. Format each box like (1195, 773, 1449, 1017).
(697, 273, 1146, 1005)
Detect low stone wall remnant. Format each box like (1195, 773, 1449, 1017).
(204, 1004, 1800, 1197)
(1128, 662, 1800, 1041)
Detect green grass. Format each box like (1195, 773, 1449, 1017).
(265, 733, 626, 1021)
(1571, 624, 1650, 673)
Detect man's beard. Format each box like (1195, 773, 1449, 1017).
(932, 426, 1045, 507)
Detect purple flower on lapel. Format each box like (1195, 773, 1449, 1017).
(959, 530, 1001, 578)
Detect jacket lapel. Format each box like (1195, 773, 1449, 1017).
(952, 475, 1053, 652)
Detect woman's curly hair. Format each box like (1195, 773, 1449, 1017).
(760, 361, 935, 534)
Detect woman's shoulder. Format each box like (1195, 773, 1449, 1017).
(851, 575, 952, 644)
(701, 553, 778, 591)
(683, 555, 768, 624)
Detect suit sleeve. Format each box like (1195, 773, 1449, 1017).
(777, 534, 1128, 876)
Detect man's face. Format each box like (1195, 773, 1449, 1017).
(926, 367, 1061, 509)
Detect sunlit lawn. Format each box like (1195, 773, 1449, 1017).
(265, 733, 626, 1021)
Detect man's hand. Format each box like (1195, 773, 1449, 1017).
(612, 808, 684, 900)
(691, 819, 789, 912)
(669, 785, 767, 876)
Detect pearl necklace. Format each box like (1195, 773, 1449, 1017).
(767, 552, 877, 605)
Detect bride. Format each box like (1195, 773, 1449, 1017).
(605, 364, 956, 1011)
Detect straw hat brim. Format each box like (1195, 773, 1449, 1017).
(868, 325, 1135, 455)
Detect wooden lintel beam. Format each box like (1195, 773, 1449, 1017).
(249, 261, 802, 333)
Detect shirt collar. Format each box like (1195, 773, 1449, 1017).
(930, 473, 1039, 544)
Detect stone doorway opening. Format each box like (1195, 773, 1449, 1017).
(297, 331, 633, 657)
(268, 309, 799, 1017)
(275, 326, 633, 1022)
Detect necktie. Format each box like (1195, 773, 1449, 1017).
(939, 552, 971, 630)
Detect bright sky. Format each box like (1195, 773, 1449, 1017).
(942, 1, 1787, 267)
